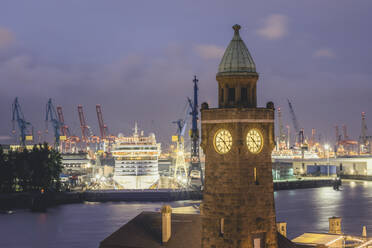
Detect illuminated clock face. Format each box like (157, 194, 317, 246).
(213, 129, 232, 154)
(246, 129, 263, 154)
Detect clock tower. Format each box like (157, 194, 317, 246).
(201, 25, 278, 248)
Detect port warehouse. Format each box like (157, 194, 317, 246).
(274, 156, 372, 178)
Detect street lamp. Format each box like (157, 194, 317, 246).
(324, 144, 330, 177)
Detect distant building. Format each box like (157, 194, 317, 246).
(286, 156, 372, 177)
(292, 217, 372, 247)
(61, 152, 90, 174)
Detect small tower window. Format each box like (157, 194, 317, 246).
(254, 167, 258, 185)
(228, 88, 235, 102)
(253, 238, 261, 248)
(220, 218, 224, 236)
(252, 233, 265, 248)
(241, 87, 247, 103)
(220, 88, 224, 103)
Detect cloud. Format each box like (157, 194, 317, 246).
(194, 44, 224, 59)
(0, 27, 15, 49)
(0, 43, 209, 146)
(257, 14, 289, 40)
(313, 49, 335, 58)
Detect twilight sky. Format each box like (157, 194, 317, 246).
(1, 0, 372, 147)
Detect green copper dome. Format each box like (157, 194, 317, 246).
(218, 24, 256, 75)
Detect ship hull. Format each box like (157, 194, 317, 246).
(113, 174, 159, 189)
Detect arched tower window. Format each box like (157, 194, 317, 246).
(241, 87, 247, 104)
(228, 88, 235, 102)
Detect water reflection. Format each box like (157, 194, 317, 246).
(1, 181, 372, 247)
(275, 181, 372, 238)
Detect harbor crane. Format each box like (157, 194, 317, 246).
(187, 75, 203, 186)
(96, 104, 108, 140)
(287, 99, 305, 147)
(11, 97, 32, 146)
(57, 106, 81, 153)
(172, 103, 191, 184)
(57, 106, 70, 138)
(45, 98, 63, 149)
(77, 105, 91, 143)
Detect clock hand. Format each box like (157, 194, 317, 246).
(250, 137, 258, 148)
(218, 137, 229, 149)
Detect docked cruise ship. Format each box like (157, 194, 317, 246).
(112, 124, 161, 189)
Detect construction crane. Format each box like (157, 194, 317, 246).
(11, 97, 32, 146)
(45, 98, 63, 149)
(96, 104, 108, 139)
(187, 76, 203, 185)
(287, 99, 305, 146)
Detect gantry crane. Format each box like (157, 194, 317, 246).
(45, 98, 63, 149)
(11, 97, 32, 146)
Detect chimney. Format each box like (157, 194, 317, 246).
(161, 205, 172, 243)
(329, 217, 342, 234)
(276, 222, 287, 237)
(363, 226, 367, 238)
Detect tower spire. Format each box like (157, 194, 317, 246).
(217, 24, 259, 108)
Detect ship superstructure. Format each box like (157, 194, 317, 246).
(112, 123, 161, 189)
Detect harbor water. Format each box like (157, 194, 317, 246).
(1, 181, 372, 248)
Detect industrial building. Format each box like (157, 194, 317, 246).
(286, 156, 372, 177)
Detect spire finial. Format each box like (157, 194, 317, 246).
(233, 24, 241, 34)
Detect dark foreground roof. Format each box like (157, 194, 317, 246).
(100, 211, 299, 248)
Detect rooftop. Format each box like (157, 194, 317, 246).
(218, 24, 257, 76)
(99, 211, 299, 248)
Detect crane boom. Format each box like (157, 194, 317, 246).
(12, 97, 32, 146)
